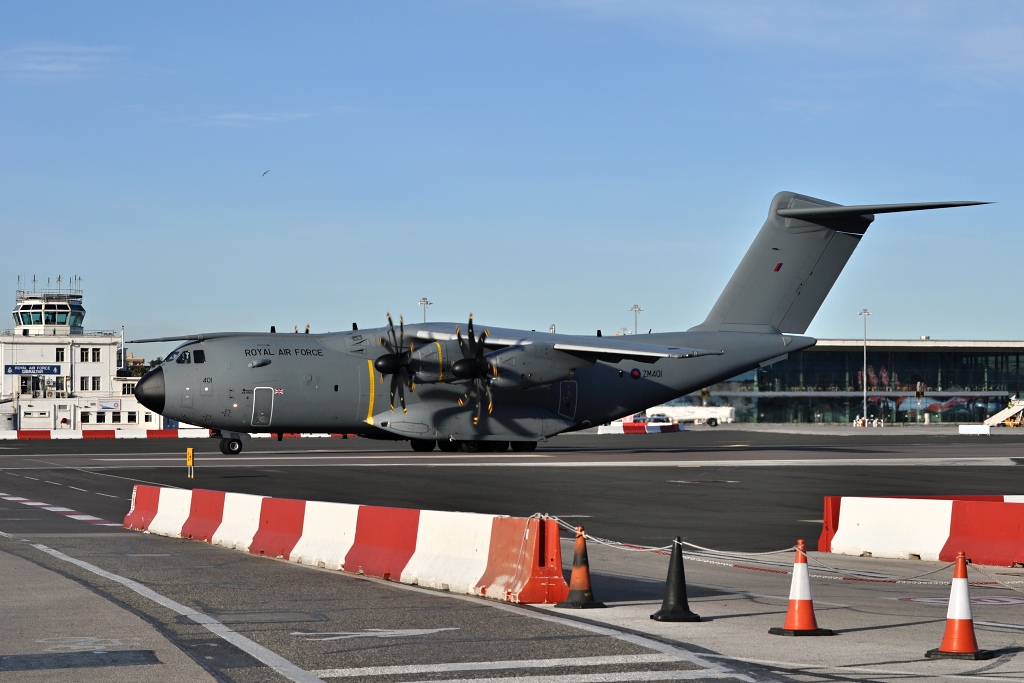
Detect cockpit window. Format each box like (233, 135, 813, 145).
(176, 350, 191, 364)
(193, 349, 206, 364)
(163, 350, 178, 363)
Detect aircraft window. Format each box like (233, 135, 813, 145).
(176, 350, 191, 364)
(163, 350, 178, 363)
(192, 350, 206, 364)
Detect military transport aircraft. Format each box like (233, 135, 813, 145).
(132, 191, 985, 454)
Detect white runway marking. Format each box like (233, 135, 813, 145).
(312, 654, 709, 679)
(31, 544, 323, 683)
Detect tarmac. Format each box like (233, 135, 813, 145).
(0, 533, 215, 682)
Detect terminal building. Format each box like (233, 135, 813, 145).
(0, 279, 159, 431)
(670, 339, 1024, 424)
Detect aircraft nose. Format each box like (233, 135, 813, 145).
(134, 366, 165, 414)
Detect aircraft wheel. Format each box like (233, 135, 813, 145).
(458, 440, 482, 453)
(410, 439, 436, 452)
(510, 441, 537, 452)
(707, 418, 718, 427)
(488, 441, 510, 452)
(437, 440, 458, 452)
(220, 438, 243, 455)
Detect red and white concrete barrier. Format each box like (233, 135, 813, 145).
(818, 495, 1024, 566)
(125, 485, 569, 604)
(0, 429, 352, 441)
(597, 422, 683, 434)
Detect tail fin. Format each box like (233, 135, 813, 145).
(691, 192, 987, 334)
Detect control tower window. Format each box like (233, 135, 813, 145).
(44, 311, 56, 324)
(19, 313, 31, 325)
(56, 312, 68, 324)
(30, 312, 41, 325)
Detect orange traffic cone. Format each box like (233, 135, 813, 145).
(555, 527, 605, 609)
(769, 539, 834, 636)
(925, 551, 993, 660)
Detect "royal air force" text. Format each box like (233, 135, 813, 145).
(244, 348, 324, 357)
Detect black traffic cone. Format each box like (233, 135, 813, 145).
(555, 526, 606, 608)
(651, 537, 700, 622)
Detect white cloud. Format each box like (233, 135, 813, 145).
(179, 106, 357, 127)
(0, 44, 119, 81)
(553, 0, 1024, 90)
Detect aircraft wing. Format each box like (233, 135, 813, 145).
(415, 330, 721, 363)
(127, 332, 260, 343)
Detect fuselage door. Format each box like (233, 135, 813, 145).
(558, 380, 578, 420)
(252, 386, 274, 427)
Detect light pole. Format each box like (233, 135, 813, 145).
(418, 297, 432, 323)
(859, 308, 871, 425)
(628, 304, 644, 335)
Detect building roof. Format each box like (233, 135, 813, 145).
(814, 339, 1024, 351)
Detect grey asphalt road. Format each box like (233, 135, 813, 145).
(2, 427, 1024, 681)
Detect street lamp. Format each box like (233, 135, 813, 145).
(418, 297, 432, 323)
(628, 304, 644, 335)
(859, 308, 871, 425)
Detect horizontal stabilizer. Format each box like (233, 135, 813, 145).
(777, 200, 989, 220)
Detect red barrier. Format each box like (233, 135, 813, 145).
(818, 496, 842, 552)
(942, 500, 1024, 566)
(249, 497, 306, 559)
(16, 430, 50, 440)
(123, 485, 161, 531)
(145, 429, 181, 439)
(477, 517, 569, 603)
(82, 430, 117, 439)
(181, 489, 227, 542)
(345, 506, 420, 580)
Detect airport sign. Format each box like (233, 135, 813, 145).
(5, 364, 61, 375)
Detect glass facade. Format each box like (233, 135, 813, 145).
(689, 341, 1024, 424)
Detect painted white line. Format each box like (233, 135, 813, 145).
(93, 454, 548, 462)
(313, 654, 677, 678)
(45, 481, 62, 485)
(399, 672, 734, 682)
(69, 486, 88, 492)
(97, 492, 119, 498)
(976, 621, 1024, 630)
(31, 543, 324, 683)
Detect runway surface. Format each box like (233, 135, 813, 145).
(2, 426, 1024, 681)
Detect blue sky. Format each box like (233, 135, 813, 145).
(2, 2, 1021, 360)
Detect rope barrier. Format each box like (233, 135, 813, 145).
(539, 513, 1024, 588)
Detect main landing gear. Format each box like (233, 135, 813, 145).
(409, 439, 538, 453)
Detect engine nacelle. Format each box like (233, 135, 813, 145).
(488, 344, 593, 388)
(408, 340, 460, 384)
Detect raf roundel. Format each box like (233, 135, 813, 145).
(630, 368, 642, 380)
